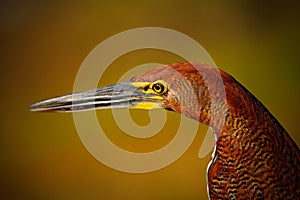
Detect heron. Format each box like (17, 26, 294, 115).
(30, 62, 300, 199)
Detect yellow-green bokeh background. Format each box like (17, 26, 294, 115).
(1, 1, 299, 199)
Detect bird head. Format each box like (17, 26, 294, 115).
(30, 62, 224, 124)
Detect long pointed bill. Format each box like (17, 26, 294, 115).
(29, 81, 164, 112)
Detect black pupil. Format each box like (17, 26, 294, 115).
(153, 83, 164, 93)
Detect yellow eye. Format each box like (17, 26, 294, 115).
(151, 80, 168, 94)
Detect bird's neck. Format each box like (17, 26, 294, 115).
(178, 68, 283, 140)
(192, 70, 299, 163)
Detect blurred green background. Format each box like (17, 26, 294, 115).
(1, 1, 299, 199)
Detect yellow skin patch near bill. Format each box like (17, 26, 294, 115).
(131, 81, 168, 109)
(132, 82, 153, 94)
(133, 102, 163, 110)
(132, 80, 168, 95)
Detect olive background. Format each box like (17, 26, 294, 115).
(1, 1, 299, 199)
